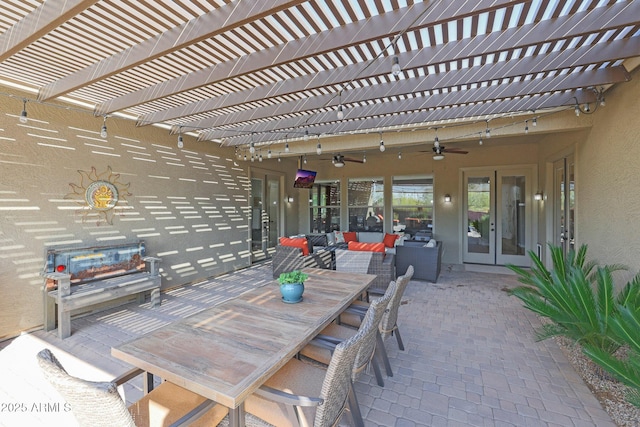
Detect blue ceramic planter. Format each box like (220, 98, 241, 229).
(280, 282, 304, 303)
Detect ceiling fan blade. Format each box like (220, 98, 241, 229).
(443, 148, 468, 154)
(343, 157, 364, 163)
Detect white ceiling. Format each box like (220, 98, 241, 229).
(0, 0, 638, 157)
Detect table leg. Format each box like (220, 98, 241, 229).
(228, 403, 246, 427)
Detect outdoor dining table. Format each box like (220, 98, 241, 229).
(112, 267, 376, 427)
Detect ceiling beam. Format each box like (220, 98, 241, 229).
(201, 66, 627, 143)
(137, 0, 639, 129)
(0, 0, 97, 62)
(178, 38, 638, 131)
(95, 0, 525, 115)
(37, 0, 305, 102)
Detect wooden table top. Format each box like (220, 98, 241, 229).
(112, 268, 375, 409)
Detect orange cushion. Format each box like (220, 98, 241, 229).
(342, 231, 358, 243)
(383, 233, 399, 248)
(348, 241, 385, 253)
(279, 237, 309, 256)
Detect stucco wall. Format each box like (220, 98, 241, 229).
(0, 94, 252, 339)
(576, 69, 640, 277)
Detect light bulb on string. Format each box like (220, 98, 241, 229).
(316, 142, 322, 155)
(100, 116, 108, 138)
(391, 56, 401, 76)
(379, 133, 385, 152)
(19, 99, 28, 124)
(285, 142, 290, 153)
(267, 149, 272, 159)
(532, 117, 537, 127)
(337, 105, 344, 120)
(524, 121, 529, 134)
(249, 142, 255, 154)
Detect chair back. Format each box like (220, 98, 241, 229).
(352, 280, 397, 380)
(37, 349, 135, 427)
(380, 265, 414, 340)
(314, 307, 376, 427)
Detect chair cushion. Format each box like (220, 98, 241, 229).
(348, 241, 385, 253)
(342, 231, 358, 243)
(333, 231, 345, 243)
(279, 237, 309, 256)
(383, 233, 399, 248)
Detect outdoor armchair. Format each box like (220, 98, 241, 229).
(36, 348, 227, 427)
(272, 244, 335, 279)
(334, 249, 395, 296)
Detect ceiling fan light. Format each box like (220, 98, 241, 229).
(433, 154, 445, 161)
(334, 161, 345, 167)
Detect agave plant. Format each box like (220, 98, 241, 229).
(507, 244, 627, 353)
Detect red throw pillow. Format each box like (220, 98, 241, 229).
(342, 231, 358, 243)
(279, 237, 309, 256)
(383, 233, 399, 248)
(348, 241, 385, 253)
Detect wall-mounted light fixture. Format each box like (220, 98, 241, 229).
(534, 192, 543, 201)
(285, 196, 294, 203)
(444, 194, 452, 203)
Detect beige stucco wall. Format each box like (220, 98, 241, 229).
(0, 92, 254, 339)
(575, 69, 640, 278)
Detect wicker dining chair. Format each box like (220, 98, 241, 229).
(36, 348, 227, 427)
(243, 308, 377, 427)
(297, 281, 396, 427)
(339, 265, 415, 378)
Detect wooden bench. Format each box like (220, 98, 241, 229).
(42, 241, 161, 339)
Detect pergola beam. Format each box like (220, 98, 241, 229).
(0, 0, 97, 62)
(37, 0, 305, 102)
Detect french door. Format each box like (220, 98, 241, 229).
(463, 167, 533, 266)
(553, 156, 575, 256)
(250, 173, 281, 263)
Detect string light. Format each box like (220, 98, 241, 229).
(177, 127, 184, 148)
(532, 117, 537, 127)
(362, 152, 367, 163)
(391, 56, 401, 76)
(316, 142, 322, 155)
(379, 133, 385, 152)
(337, 104, 344, 120)
(267, 149, 272, 159)
(304, 129, 309, 141)
(303, 155, 307, 164)
(398, 151, 402, 160)
(100, 115, 108, 138)
(485, 121, 491, 138)
(19, 99, 28, 123)
(524, 121, 529, 134)
(249, 141, 255, 154)
(285, 142, 290, 153)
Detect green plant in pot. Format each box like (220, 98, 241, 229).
(278, 270, 308, 303)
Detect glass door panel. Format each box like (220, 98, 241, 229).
(496, 171, 530, 265)
(464, 173, 494, 264)
(554, 156, 575, 256)
(251, 174, 281, 263)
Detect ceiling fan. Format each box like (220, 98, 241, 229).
(328, 154, 364, 167)
(432, 145, 468, 160)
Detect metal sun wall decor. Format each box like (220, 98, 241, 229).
(65, 166, 131, 225)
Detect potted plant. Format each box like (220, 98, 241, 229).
(278, 270, 308, 303)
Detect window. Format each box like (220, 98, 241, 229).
(392, 176, 433, 237)
(309, 181, 341, 233)
(348, 178, 384, 232)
